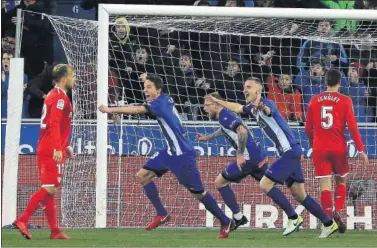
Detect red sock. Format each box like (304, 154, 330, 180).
(19, 188, 49, 223)
(335, 184, 347, 212)
(320, 190, 333, 218)
(44, 194, 60, 233)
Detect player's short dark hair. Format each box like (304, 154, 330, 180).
(208, 92, 223, 100)
(52, 64, 71, 84)
(325, 69, 342, 87)
(146, 74, 164, 89)
(246, 76, 262, 84)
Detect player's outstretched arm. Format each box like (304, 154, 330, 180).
(236, 126, 247, 167)
(205, 95, 244, 114)
(196, 128, 222, 141)
(99, 104, 148, 115)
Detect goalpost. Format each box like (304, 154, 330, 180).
(4, 5, 376, 229)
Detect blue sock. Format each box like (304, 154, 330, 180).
(200, 193, 230, 225)
(218, 185, 240, 214)
(267, 187, 297, 219)
(302, 195, 332, 226)
(143, 181, 167, 216)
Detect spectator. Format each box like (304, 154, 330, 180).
(4, 0, 50, 79)
(26, 64, 55, 117)
(2, 29, 16, 53)
(295, 58, 349, 113)
(365, 61, 377, 122)
(296, 20, 348, 71)
(320, 0, 363, 34)
(347, 62, 373, 122)
(266, 72, 303, 122)
(165, 50, 210, 120)
(1, 52, 30, 119)
(216, 58, 247, 102)
(364, 0, 377, 9)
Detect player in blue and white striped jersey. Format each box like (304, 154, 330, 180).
(197, 92, 268, 229)
(206, 77, 338, 238)
(99, 74, 235, 239)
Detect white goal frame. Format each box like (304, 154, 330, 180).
(96, 4, 377, 228)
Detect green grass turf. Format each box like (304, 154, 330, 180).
(2, 228, 377, 247)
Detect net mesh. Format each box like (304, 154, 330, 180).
(16, 10, 377, 229)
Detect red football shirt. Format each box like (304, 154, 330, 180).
(37, 86, 72, 156)
(305, 91, 364, 152)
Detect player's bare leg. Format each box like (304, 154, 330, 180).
(289, 182, 338, 238)
(319, 176, 333, 218)
(259, 176, 302, 236)
(333, 176, 347, 233)
(192, 191, 235, 239)
(136, 168, 170, 230)
(215, 174, 248, 229)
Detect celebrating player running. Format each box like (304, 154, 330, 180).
(206, 77, 338, 238)
(305, 69, 369, 233)
(99, 74, 235, 239)
(13, 64, 74, 240)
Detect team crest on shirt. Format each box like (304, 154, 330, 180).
(57, 99, 65, 110)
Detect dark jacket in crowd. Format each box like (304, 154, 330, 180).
(4, 1, 51, 79)
(26, 65, 55, 118)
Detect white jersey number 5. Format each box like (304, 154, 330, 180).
(321, 106, 333, 129)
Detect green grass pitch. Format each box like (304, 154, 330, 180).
(2, 228, 377, 247)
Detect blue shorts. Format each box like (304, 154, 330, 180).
(222, 160, 268, 183)
(265, 145, 304, 187)
(144, 149, 204, 194)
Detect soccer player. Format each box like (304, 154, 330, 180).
(13, 64, 75, 240)
(305, 69, 369, 233)
(206, 77, 338, 238)
(99, 74, 235, 239)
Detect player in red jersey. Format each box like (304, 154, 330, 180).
(13, 64, 75, 240)
(305, 69, 369, 233)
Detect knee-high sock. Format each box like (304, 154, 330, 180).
(200, 192, 229, 225)
(19, 188, 49, 223)
(143, 181, 167, 216)
(266, 187, 297, 219)
(303, 195, 332, 226)
(320, 190, 333, 217)
(218, 185, 240, 214)
(44, 194, 60, 233)
(335, 184, 346, 212)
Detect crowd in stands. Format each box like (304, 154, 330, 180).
(1, 0, 377, 123)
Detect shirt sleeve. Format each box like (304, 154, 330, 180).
(48, 96, 65, 151)
(345, 98, 364, 152)
(305, 99, 314, 147)
(242, 103, 256, 114)
(221, 113, 242, 133)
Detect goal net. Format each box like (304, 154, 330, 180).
(13, 6, 377, 230)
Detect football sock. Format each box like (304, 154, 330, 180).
(218, 185, 240, 214)
(143, 181, 167, 216)
(320, 190, 333, 217)
(233, 212, 243, 221)
(200, 192, 230, 225)
(335, 184, 346, 212)
(19, 188, 49, 223)
(302, 195, 332, 226)
(266, 187, 297, 219)
(44, 194, 60, 233)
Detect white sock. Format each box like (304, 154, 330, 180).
(233, 212, 243, 220)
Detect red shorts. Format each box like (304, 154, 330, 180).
(38, 155, 66, 188)
(312, 150, 349, 178)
